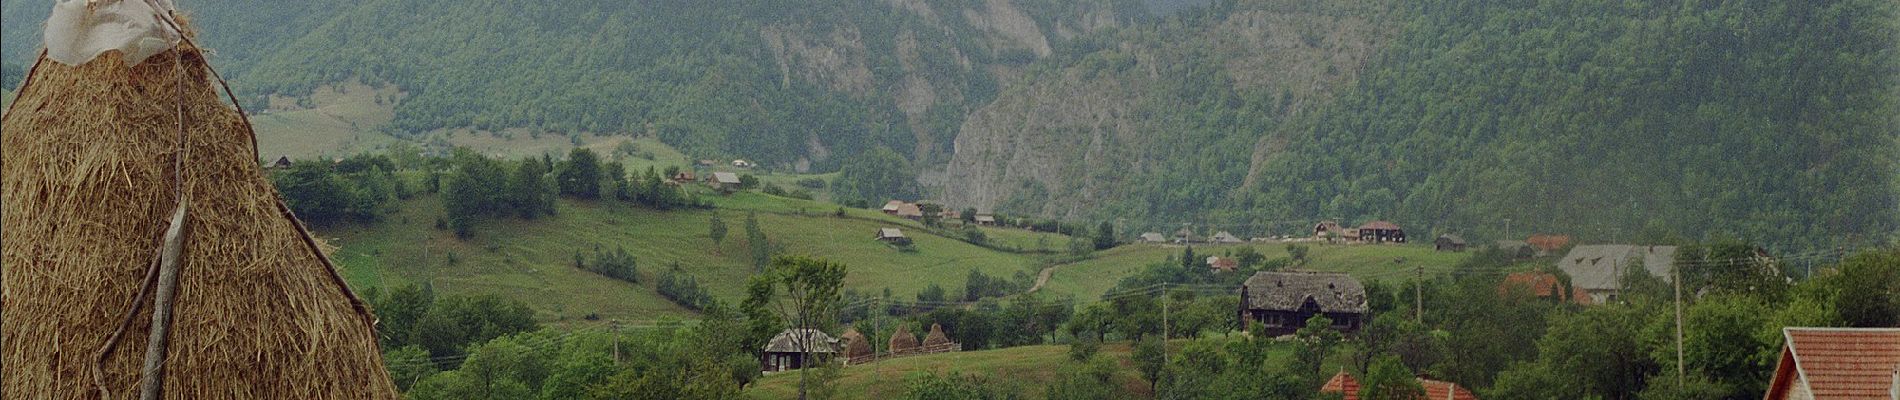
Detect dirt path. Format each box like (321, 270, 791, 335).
(1028, 264, 1058, 293)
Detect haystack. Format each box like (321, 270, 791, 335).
(888, 325, 920, 354)
(1, 10, 398, 400)
(923, 323, 953, 348)
(839, 329, 873, 360)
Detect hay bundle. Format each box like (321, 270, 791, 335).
(1, 21, 398, 400)
(839, 329, 872, 359)
(888, 325, 920, 354)
(923, 323, 953, 348)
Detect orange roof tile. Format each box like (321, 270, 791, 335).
(1766, 328, 1900, 400)
(1418, 378, 1478, 400)
(1320, 370, 1361, 400)
(1500, 272, 1564, 299)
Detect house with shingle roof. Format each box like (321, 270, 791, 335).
(710, 172, 742, 193)
(1212, 231, 1245, 244)
(761, 328, 840, 372)
(1239, 271, 1367, 336)
(1139, 232, 1167, 243)
(1357, 220, 1406, 243)
(1764, 327, 1900, 400)
(1556, 245, 1676, 304)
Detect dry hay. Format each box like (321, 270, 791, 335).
(839, 329, 872, 359)
(1, 30, 398, 400)
(923, 323, 952, 348)
(888, 325, 920, 354)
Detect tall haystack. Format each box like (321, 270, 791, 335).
(923, 323, 953, 348)
(839, 329, 872, 360)
(1, 9, 398, 400)
(889, 325, 920, 354)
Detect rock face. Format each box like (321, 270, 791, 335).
(940, 5, 1393, 219)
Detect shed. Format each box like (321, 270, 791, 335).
(1314, 220, 1344, 240)
(1238, 271, 1367, 336)
(710, 172, 742, 193)
(1207, 257, 1240, 273)
(1763, 328, 1900, 400)
(761, 328, 840, 372)
(670, 171, 695, 183)
(267, 155, 293, 169)
(973, 214, 997, 226)
(876, 228, 908, 244)
(895, 203, 923, 220)
(882, 200, 907, 214)
(1139, 232, 1167, 243)
(1434, 234, 1467, 252)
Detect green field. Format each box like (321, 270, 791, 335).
(321, 191, 1054, 323)
(250, 82, 406, 160)
(1037, 242, 1472, 300)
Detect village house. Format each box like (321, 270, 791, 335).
(1357, 220, 1406, 243)
(939, 208, 961, 221)
(1314, 220, 1344, 241)
(876, 228, 908, 244)
(1238, 271, 1367, 336)
(1139, 232, 1167, 243)
(1211, 231, 1245, 244)
(710, 172, 742, 193)
(882, 200, 907, 215)
(973, 214, 997, 226)
(1494, 240, 1536, 259)
(1435, 234, 1468, 252)
(731, 159, 754, 168)
(1321, 371, 1478, 400)
(1498, 271, 1588, 305)
(1556, 245, 1677, 304)
(1173, 227, 1202, 244)
(895, 203, 923, 220)
(669, 170, 695, 184)
(1527, 234, 1572, 256)
(265, 155, 293, 170)
(760, 328, 840, 372)
(1207, 256, 1239, 273)
(1763, 327, 1900, 400)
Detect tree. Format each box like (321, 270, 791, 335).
(506, 158, 554, 219)
(709, 212, 729, 249)
(1133, 335, 1167, 393)
(1093, 221, 1116, 250)
(1832, 249, 1900, 327)
(555, 147, 602, 199)
(1359, 356, 1424, 400)
(829, 147, 917, 206)
(1286, 244, 1310, 265)
(746, 211, 770, 272)
(763, 255, 849, 400)
(273, 161, 351, 223)
(961, 208, 978, 224)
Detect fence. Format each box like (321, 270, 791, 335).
(844, 342, 960, 366)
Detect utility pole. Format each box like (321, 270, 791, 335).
(1401, 258, 1420, 324)
(1503, 218, 1513, 241)
(611, 320, 622, 363)
(1674, 259, 1684, 390)
(1162, 283, 1171, 341)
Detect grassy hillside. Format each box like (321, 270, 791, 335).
(323, 191, 1053, 322)
(1037, 242, 1469, 300)
(250, 81, 404, 160)
(744, 344, 1151, 399)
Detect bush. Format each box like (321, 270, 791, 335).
(796, 177, 827, 189)
(579, 246, 639, 283)
(656, 265, 717, 311)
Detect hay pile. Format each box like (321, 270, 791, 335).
(839, 329, 872, 360)
(923, 323, 952, 348)
(1, 23, 398, 400)
(888, 325, 920, 354)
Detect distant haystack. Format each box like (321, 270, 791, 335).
(1, 12, 396, 400)
(889, 325, 920, 354)
(839, 329, 873, 360)
(923, 323, 953, 348)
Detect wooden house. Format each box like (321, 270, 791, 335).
(669, 171, 696, 184)
(882, 200, 907, 215)
(1763, 328, 1900, 400)
(1557, 245, 1676, 304)
(265, 155, 293, 170)
(973, 214, 997, 226)
(1314, 220, 1344, 241)
(761, 328, 840, 372)
(1139, 232, 1167, 243)
(1211, 231, 1245, 244)
(1207, 257, 1239, 273)
(1357, 221, 1406, 243)
(895, 203, 923, 220)
(710, 172, 742, 193)
(876, 228, 908, 244)
(1434, 234, 1467, 252)
(1238, 271, 1367, 336)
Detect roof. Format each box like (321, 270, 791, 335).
(1528, 234, 1572, 251)
(1495, 240, 1530, 249)
(878, 228, 906, 239)
(763, 328, 840, 354)
(883, 200, 907, 211)
(1436, 234, 1467, 245)
(1321, 371, 1361, 400)
(1242, 271, 1367, 314)
(1766, 328, 1900, 399)
(1419, 378, 1478, 400)
(974, 214, 996, 222)
(1556, 245, 1677, 291)
(1500, 272, 1564, 299)
(1140, 232, 1166, 242)
(1212, 231, 1244, 243)
(1360, 220, 1402, 230)
(1208, 257, 1239, 271)
(712, 172, 741, 184)
(896, 203, 923, 217)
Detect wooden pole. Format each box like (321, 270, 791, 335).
(1674, 258, 1684, 390)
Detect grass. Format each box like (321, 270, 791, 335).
(320, 190, 1051, 323)
(1038, 242, 1472, 300)
(250, 81, 405, 160)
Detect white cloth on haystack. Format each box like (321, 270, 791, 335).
(45, 0, 181, 66)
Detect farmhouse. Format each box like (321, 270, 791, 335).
(1499, 272, 1587, 305)
(1207, 257, 1239, 273)
(974, 214, 997, 226)
(1434, 234, 1467, 252)
(1139, 232, 1167, 243)
(732, 159, 754, 168)
(1527, 234, 1572, 256)
(669, 170, 695, 184)
(1763, 327, 1900, 400)
(1238, 271, 1367, 336)
(895, 203, 924, 220)
(710, 172, 742, 193)
(1173, 227, 1201, 244)
(1557, 245, 1677, 304)
(761, 328, 841, 372)
(1211, 231, 1245, 244)
(1357, 220, 1406, 243)
(1313, 220, 1343, 240)
(1321, 370, 1478, 400)
(882, 200, 907, 215)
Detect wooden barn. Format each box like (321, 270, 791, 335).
(1238, 271, 1367, 336)
(761, 329, 840, 372)
(1357, 221, 1406, 243)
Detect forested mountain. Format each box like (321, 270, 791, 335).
(2, 0, 1893, 249)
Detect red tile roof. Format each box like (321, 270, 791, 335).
(1500, 272, 1564, 299)
(1418, 378, 1478, 400)
(1321, 371, 1361, 400)
(1765, 328, 1900, 400)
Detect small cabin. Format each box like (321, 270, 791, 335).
(1139, 232, 1167, 243)
(1356, 221, 1406, 243)
(265, 156, 293, 170)
(973, 214, 997, 226)
(876, 228, 909, 244)
(1211, 231, 1244, 244)
(710, 172, 742, 193)
(761, 329, 840, 372)
(1434, 234, 1467, 252)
